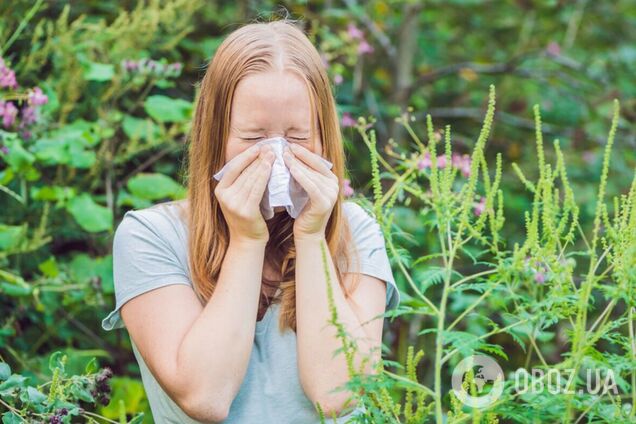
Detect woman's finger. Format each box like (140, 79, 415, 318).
(287, 144, 333, 177)
(215, 144, 262, 189)
(232, 149, 273, 194)
(246, 154, 275, 206)
(284, 151, 324, 200)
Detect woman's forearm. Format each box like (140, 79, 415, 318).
(175, 238, 266, 417)
(295, 236, 378, 415)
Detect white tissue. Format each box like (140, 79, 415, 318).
(212, 136, 333, 220)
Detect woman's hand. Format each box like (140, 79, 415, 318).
(283, 143, 339, 240)
(214, 145, 275, 244)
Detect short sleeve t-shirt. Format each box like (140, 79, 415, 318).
(101, 199, 400, 423)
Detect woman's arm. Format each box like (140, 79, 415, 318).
(295, 235, 387, 417)
(121, 144, 276, 423)
(121, 238, 267, 423)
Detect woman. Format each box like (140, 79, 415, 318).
(102, 18, 400, 423)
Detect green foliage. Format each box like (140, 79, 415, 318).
(320, 86, 635, 422)
(1, 1, 635, 423)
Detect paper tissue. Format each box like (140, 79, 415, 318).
(212, 136, 333, 219)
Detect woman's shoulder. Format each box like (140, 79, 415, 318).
(117, 199, 188, 240)
(341, 200, 383, 235)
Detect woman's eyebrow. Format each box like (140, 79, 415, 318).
(286, 126, 310, 132)
(236, 126, 310, 132)
(237, 126, 266, 132)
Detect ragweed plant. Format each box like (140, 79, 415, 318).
(320, 85, 636, 423)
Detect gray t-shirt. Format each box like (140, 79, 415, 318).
(101, 199, 400, 423)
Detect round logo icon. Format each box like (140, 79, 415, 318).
(451, 355, 504, 408)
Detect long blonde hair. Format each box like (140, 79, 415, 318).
(183, 18, 360, 333)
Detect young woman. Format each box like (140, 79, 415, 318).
(102, 19, 400, 423)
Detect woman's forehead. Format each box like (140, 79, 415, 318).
(231, 71, 312, 128)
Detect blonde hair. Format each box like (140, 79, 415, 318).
(183, 18, 360, 333)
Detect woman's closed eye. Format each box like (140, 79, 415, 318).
(241, 136, 309, 142)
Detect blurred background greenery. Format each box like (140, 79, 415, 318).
(1, 0, 634, 422)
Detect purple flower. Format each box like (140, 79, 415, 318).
(450, 153, 471, 177)
(459, 155, 471, 177)
(19, 129, 32, 140)
(165, 62, 183, 77)
(474, 196, 486, 216)
(121, 59, 138, 72)
(534, 271, 546, 284)
(357, 40, 374, 55)
(0, 58, 18, 89)
(347, 23, 364, 40)
(436, 155, 447, 169)
(341, 112, 356, 128)
(20, 106, 38, 126)
(0, 100, 18, 128)
(0, 145, 8, 155)
(417, 152, 431, 170)
(546, 41, 561, 57)
(452, 153, 462, 167)
(28, 87, 48, 106)
(333, 74, 343, 85)
(343, 179, 354, 197)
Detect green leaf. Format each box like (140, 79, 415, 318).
(144, 95, 192, 123)
(0, 374, 28, 395)
(66, 194, 113, 233)
(70, 382, 95, 403)
(2, 137, 36, 173)
(0, 363, 10, 381)
(0, 224, 27, 251)
(98, 377, 148, 419)
(38, 256, 59, 278)
(84, 358, 98, 374)
(48, 351, 66, 373)
(32, 120, 101, 168)
(22, 386, 47, 404)
(0, 282, 32, 297)
(84, 62, 115, 81)
(1, 412, 22, 424)
(30, 185, 75, 202)
(68, 254, 114, 294)
(122, 115, 160, 140)
(128, 413, 146, 424)
(127, 173, 185, 200)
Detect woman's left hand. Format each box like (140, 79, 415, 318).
(283, 143, 339, 240)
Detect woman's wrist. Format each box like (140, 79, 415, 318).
(229, 235, 269, 250)
(293, 231, 326, 244)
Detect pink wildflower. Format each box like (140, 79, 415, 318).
(474, 196, 486, 216)
(341, 112, 356, 128)
(20, 106, 38, 126)
(358, 40, 374, 55)
(343, 179, 354, 197)
(333, 74, 343, 85)
(546, 41, 561, 57)
(436, 155, 447, 169)
(0, 58, 18, 89)
(417, 152, 431, 170)
(28, 87, 48, 106)
(347, 23, 364, 40)
(0, 101, 18, 128)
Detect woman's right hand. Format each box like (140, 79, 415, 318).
(214, 144, 275, 244)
